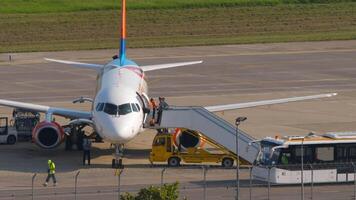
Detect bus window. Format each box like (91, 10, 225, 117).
(349, 146, 356, 161)
(270, 149, 281, 165)
(294, 146, 313, 164)
(256, 141, 279, 165)
(336, 146, 347, 162)
(315, 147, 334, 162)
(279, 151, 291, 165)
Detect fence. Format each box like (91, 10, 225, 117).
(1, 163, 356, 200)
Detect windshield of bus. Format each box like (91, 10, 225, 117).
(256, 141, 280, 166)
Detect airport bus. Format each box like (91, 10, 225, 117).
(252, 132, 356, 184)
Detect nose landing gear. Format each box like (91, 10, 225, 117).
(112, 144, 124, 168)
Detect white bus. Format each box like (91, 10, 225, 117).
(252, 132, 356, 184)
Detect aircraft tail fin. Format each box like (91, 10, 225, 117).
(119, 0, 127, 66)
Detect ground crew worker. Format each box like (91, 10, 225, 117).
(83, 136, 92, 165)
(150, 98, 157, 126)
(43, 160, 57, 187)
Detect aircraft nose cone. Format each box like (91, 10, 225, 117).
(108, 121, 134, 142)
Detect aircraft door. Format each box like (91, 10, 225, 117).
(136, 92, 150, 124)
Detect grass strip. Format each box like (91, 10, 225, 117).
(1, 3, 356, 53)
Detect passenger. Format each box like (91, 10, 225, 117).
(82, 136, 92, 165)
(150, 98, 157, 126)
(157, 97, 169, 125)
(43, 160, 57, 187)
(281, 154, 289, 165)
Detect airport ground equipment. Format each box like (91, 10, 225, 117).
(151, 106, 260, 165)
(12, 109, 39, 140)
(0, 117, 17, 144)
(149, 131, 240, 167)
(253, 132, 356, 184)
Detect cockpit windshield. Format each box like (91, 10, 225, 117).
(101, 103, 133, 116)
(118, 104, 132, 115)
(103, 103, 117, 115)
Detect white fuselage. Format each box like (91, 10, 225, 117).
(91, 59, 147, 144)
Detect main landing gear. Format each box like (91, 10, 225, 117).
(112, 144, 124, 169)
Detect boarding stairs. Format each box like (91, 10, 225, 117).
(148, 106, 260, 164)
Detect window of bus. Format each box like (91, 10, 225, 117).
(336, 146, 347, 162)
(294, 146, 313, 164)
(349, 146, 356, 161)
(256, 141, 279, 165)
(315, 146, 334, 163)
(278, 150, 292, 165)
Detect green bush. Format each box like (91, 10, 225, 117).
(120, 182, 179, 200)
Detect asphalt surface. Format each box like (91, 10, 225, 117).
(1, 41, 356, 199)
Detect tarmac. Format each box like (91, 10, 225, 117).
(1, 40, 356, 199)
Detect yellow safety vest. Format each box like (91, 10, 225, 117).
(49, 162, 56, 174)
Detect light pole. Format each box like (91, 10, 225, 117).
(235, 116, 247, 200)
(301, 137, 305, 200)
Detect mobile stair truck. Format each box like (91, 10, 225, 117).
(147, 106, 260, 167)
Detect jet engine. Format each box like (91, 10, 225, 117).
(172, 128, 206, 149)
(32, 121, 65, 149)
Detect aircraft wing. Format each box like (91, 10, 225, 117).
(205, 93, 337, 112)
(141, 61, 203, 72)
(0, 99, 91, 119)
(45, 58, 103, 71)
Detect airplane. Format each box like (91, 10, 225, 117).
(0, 0, 337, 168)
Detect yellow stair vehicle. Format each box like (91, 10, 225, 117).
(149, 130, 245, 168)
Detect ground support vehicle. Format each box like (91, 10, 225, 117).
(252, 132, 356, 184)
(149, 131, 244, 167)
(12, 109, 39, 140)
(0, 117, 17, 145)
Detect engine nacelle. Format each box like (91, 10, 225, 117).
(172, 128, 205, 149)
(32, 121, 64, 149)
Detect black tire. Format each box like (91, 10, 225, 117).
(222, 158, 234, 168)
(168, 157, 180, 167)
(7, 135, 16, 145)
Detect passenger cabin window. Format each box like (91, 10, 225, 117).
(103, 103, 117, 115)
(118, 103, 132, 115)
(315, 147, 334, 162)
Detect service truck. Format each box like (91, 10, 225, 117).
(149, 131, 241, 167)
(0, 117, 17, 144)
